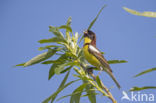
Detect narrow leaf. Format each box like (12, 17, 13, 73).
(96, 76, 103, 89)
(45, 52, 74, 64)
(24, 49, 57, 67)
(42, 60, 56, 64)
(48, 62, 67, 80)
(79, 5, 107, 43)
(85, 84, 96, 103)
(130, 86, 156, 91)
(107, 60, 128, 64)
(54, 63, 67, 75)
(59, 71, 70, 88)
(59, 25, 72, 32)
(38, 45, 61, 51)
(123, 7, 156, 18)
(42, 79, 79, 103)
(38, 37, 66, 44)
(48, 52, 76, 79)
(48, 64, 57, 80)
(134, 68, 156, 77)
(55, 61, 79, 75)
(49, 26, 64, 38)
(60, 66, 72, 74)
(65, 17, 72, 41)
(56, 94, 73, 102)
(45, 71, 69, 103)
(15, 63, 25, 67)
(70, 83, 87, 103)
(81, 92, 99, 97)
(88, 5, 107, 30)
(66, 17, 72, 26)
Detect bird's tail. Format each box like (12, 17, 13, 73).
(107, 70, 121, 89)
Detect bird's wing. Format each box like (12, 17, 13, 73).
(88, 45, 112, 72)
(88, 45, 121, 89)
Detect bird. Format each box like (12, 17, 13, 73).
(83, 30, 121, 89)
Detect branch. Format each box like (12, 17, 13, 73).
(100, 82, 117, 103)
(80, 63, 117, 103)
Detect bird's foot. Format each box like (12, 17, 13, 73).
(86, 67, 96, 80)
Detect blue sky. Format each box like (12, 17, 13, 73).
(0, 0, 156, 103)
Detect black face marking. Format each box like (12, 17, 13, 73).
(87, 30, 95, 40)
(84, 30, 96, 40)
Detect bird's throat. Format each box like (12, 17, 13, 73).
(84, 37, 92, 44)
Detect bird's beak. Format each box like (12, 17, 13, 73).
(83, 30, 88, 37)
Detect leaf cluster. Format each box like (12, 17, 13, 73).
(16, 5, 127, 103)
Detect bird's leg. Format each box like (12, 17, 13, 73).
(86, 67, 96, 80)
(97, 66, 103, 76)
(97, 71, 102, 76)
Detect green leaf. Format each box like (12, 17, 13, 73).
(74, 32, 79, 43)
(38, 37, 66, 44)
(60, 66, 72, 74)
(48, 52, 77, 79)
(55, 61, 79, 75)
(43, 52, 77, 65)
(92, 76, 107, 97)
(48, 62, 67, 80)
(88, 5, 107, 30)
(66, 17, 72, 26)
(81, 92, 99, 98)
(66, 61, 79, 67)
(130, 86, 156, 91)
(78, 33, 83, 44)
(44, 71, 69, 103)
(79, 5, 107, 44)
(85, 84, 96, 103)
(56, 89, 98, 102)
(42, 60, 57, 64)
(134, 68, 156, 77)
(54, 63, 67, 75)
(59, 71, 70, 88)
(38, 45, 61, 51)
(42, 79, 80, 103)
(65, 17, 72, 41)
(49, 26, 64, 38)
(59, 25, 72, 33)
(96, 76, 103, 89)
(123, 7, 156, 18)
(42, 53, 70, 65)
(70, 83, 87, 103)
(24, 49, 57, 67)
(15, 63, 25, 66)
(48, 64, 57, 80)
(42, 60, 75, 65)
(107, 60, 128, 64)
(78, 49, 84, 59)
(56, 94, 74, 102)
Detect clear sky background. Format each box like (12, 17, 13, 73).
(0, 0, 156, 103)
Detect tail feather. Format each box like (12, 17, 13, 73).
(101, 66, 121, 89)
(107, 70, 121, 89)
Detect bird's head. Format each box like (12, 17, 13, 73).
(84, 30, 96, 45)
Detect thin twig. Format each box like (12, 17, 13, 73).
(80, 64, 117, 103)
(100, 82, 117, 103)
